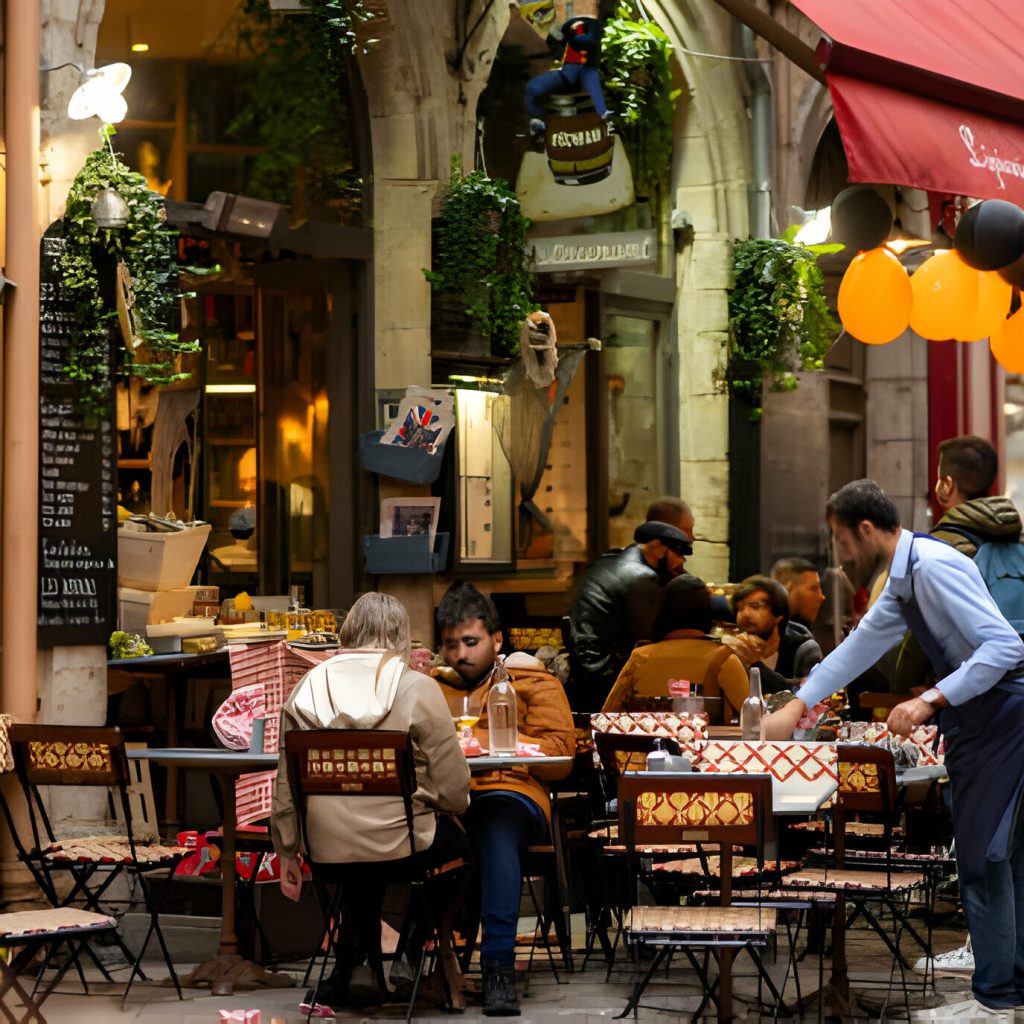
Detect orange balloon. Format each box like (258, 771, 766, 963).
(837, 247, 912, 345)
(991, 309, 1024, 373)
(955, 270, 1013, 341)
(909, 250, 979, 340)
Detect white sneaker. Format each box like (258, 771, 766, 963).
(912, 998, 1014, 1022)
(916, 941, 975, 974)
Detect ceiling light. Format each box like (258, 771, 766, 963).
(131, 43, 150, 53)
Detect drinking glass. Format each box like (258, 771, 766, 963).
(453, 692, 482, 741)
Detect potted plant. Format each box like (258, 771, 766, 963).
(727, 237, 839, 417)
(60, 128, 200, 416)
(424, 156, 538, 357)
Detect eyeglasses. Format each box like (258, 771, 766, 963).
(739, 600, 771, 612)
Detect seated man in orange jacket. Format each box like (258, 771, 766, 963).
(432, 582, 574, 1016)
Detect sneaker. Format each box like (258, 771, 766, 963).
(529, 118, 545, 143)
(916, 941, 975, 974)
(601, 111, 616, 135)
(912, 998, 1014, 1021)
(482, 961, 520, 1017)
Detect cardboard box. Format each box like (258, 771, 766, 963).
(117, 524, 212, 591)
(118, 586, 202, 634)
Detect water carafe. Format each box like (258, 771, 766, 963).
(740, 666, 766, 741)
(487, 663, 518, 755)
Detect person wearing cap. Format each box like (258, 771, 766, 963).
(567, 497, 696, 711)
(601, 574, 749, 723)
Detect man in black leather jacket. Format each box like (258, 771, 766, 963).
(567, 498, 694, 711)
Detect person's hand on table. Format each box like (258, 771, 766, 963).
(762, 695, 807, 740)
(887, 697, 937, 737)
(722, 631, 765, 669)
(279, 854, 303, 902)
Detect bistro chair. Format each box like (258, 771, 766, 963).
(1, 724, 185, 1004)
(616, 771, 782, 1023)
(779, 744, 937, 1014)
(284, 728, 467, 1023)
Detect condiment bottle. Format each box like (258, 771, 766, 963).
(487, 662, 518, 755)
(740, 666, 766, 741)
(646, 738, 669, 772)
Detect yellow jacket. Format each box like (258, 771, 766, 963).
(602, 630, 748, 724)
(432, 658, 574, 823)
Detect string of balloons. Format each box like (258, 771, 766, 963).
(835, 188, 1024, 372)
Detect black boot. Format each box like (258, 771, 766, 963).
(482, 960, 520, 1017)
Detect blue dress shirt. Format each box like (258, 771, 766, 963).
(797, 528, 1024, 709)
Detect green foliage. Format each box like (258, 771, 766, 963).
(229, 0, 368, 216)
(601, 2, 679, 195)
(109, 630, 153, 659)
(727, 238, 839, 408)
(61, 129, 199, 414)
(424, 157, 538, 356)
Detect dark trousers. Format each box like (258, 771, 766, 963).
(464, 793, 548, 967)
(525, 64, 607, 119)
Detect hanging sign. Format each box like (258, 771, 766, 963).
(530, 229, 657, 272)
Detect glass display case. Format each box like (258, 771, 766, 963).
(454, 388, 514, 569)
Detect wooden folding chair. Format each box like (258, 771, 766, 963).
(616, 772, 782, 1023)
(3, 725, 185, 1004)
(285, 728, 466, 1023)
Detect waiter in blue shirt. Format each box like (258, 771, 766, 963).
(766, 479, 1024, 1020)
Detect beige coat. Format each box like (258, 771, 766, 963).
(272, 650, 470, 863)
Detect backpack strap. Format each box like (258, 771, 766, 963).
(934, 524, 985, 552)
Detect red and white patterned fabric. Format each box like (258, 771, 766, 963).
(590, 712, 707, 755)
(856, 722, 944, 765)
(698, 740, 838, 809)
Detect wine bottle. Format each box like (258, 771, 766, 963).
(487, 662, 519, 755)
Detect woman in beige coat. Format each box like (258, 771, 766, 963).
(272, 592, 470, 1009)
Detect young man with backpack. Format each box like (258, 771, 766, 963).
(896, 435, 1024, 979)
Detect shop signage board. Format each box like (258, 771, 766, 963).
(530, 229, 657, 273)
(37, 225, 117, 647)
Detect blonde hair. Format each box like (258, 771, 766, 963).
(340, 592, 411, 660)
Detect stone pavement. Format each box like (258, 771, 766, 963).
(13, 904, 978, 1024)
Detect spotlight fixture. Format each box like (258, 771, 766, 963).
(42, 62, 132, 123)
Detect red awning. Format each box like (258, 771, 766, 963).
(788, 0, 1024, 203)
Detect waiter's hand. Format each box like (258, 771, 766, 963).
(887, 697, 935, 737)
(763, 696, 807, 740)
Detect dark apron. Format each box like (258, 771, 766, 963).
(894, 534, 1024, 883)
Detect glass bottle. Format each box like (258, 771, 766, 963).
(487, 662, 518, 755)
(740, 666, 766, 741)
(646, 738, 669, 772)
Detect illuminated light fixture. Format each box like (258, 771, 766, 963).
(202, 191, 285, 239)
(205, 383, 256, 394)
(131, 43, 150, 53)
(886, 236, 931, 255)
(793, 207, 832, 247)
(41, 62, 132, 123)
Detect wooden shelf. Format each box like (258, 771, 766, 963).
(210, 499, 249, 508)
(117, 459, 151, 470)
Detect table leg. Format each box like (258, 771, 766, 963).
(717, 947, 733, 1022)
(218, 771, 239, 957)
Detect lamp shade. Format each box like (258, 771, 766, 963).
(67, 62, 131, 123)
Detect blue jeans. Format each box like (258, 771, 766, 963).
(525, 64, 607, 119)
(960, 806, 1024, 1008)
(464, 792, 548, 967)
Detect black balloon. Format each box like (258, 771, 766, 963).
(830, 186, 894, 252)
(954, 199, 1024, 271)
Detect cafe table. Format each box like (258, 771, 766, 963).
(465, 754, 573, 772)
(127, 747, 283, 993)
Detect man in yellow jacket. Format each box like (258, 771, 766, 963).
(433, 582, 574, 1016)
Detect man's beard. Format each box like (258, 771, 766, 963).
(453, 662, 495, 689)
(655, 553, 682, 585)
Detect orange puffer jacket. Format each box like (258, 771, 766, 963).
(432, 660, 574, 823)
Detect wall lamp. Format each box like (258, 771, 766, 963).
(40, 62, 131, 123)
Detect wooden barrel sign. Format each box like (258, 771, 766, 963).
(544, 111, 614, 186)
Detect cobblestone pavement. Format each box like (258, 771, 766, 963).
(22, 903, 977, 1023)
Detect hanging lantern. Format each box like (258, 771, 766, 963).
(955, 270, 1013, 341)
(991, 309, 1024, 373)
(837, 247, 911, 345)
(91, 187, 129, 228)
(909, 250, 979, 340)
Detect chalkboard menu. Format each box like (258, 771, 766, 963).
(38, 224, 117, 647)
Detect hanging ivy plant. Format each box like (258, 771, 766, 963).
(61, 128, 199, 413)
(601, 1, 679, 196)
(727, 237, 839, 412)
(424, 156, 538, 356)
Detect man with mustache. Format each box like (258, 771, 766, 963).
(432, 583, 574, 1016)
